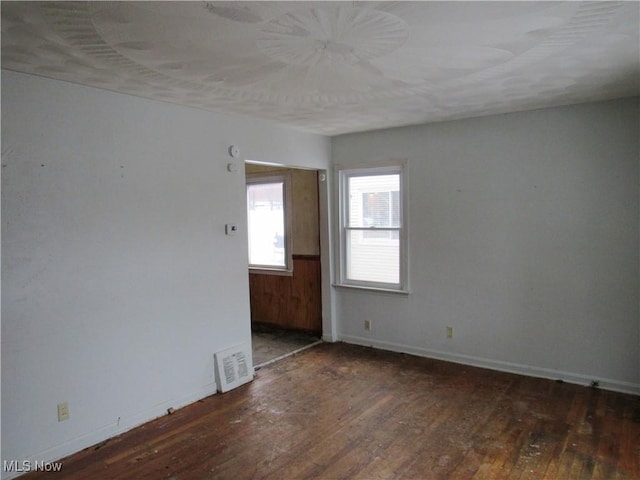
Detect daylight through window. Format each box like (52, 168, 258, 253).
(338, 163, 407, 291)
(246, 174, 291, 273)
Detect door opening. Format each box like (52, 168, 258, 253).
(245, 162, 323, 367)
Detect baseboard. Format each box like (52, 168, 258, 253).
(339, 334, 640, 396)
(2, 384, 218, 480)
(322, 333, 337, 343)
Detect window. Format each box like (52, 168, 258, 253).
(338, 162, 408, 292)
(246, 173, 292, 274)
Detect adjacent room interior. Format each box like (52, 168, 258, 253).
(245, 163, 323, 367)
(1, 2, 638, 479)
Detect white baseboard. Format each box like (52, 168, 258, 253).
(322, 333, 337, 343)
(2, 384, 218, 480)
(339, 334, 640, 396)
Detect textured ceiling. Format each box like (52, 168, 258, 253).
(2, 1, 639, 135)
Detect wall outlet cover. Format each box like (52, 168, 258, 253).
(57, 402, 69, 422)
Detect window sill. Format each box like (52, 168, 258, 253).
(249, 268, 293, 277)
(333, 283, 410, 295)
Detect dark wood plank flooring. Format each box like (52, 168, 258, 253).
(23, 343, 640, 479)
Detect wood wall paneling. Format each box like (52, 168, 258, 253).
(249, 256, 322, 334)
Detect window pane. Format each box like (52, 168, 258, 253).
(391, 190, 400, 227)
(346, 229, 400, 284)
(247, 182, 285, 267)
(348, 174, 400, 227)
(362, 192, 390, 227)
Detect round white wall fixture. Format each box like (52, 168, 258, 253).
(228, 145, 240, 158)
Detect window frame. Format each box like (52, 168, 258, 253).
(246, 172, 293, 276)
(336, 161, 409, 293)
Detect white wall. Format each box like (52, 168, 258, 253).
(333, 98, 639, 394)
(1, 70, 330, 476)
(2, 68, 637, 477)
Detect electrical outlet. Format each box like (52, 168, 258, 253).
(364, 319, 372, 331)
(57, 402, 69, 422)
(446, 326, 453, 339)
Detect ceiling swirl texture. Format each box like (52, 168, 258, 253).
(2, 1, 638, 134)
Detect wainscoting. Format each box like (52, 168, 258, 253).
(249, 255, 322, 335)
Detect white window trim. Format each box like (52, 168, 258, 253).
(335, 160, 409, 293)
(246, 172, 293, 276)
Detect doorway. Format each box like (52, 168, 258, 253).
(245, 163, 323, 367)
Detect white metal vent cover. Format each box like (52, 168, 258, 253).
(214, 343, 254, 393)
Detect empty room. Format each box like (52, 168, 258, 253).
(1, 2, 638, 479)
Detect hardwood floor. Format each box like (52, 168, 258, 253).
(23, 343, 639, 479)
